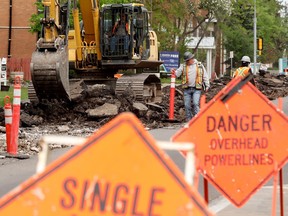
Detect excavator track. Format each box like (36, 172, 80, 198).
(115, 73, 162, 103)
(30, 47, 70, 102)
(29, 72, 162, 103)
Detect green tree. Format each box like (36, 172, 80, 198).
(219, 0, 287, 65)
(29, 1, 43, 34)
(144, 0, 229, 62)
(144, 0, 288, 66)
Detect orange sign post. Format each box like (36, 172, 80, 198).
(173, 76, 288, 207)
(0, 112, 213, 216)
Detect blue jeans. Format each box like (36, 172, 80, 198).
(183, 87, 201, 121)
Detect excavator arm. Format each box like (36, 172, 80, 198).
(37, 0, 68, 50)
(71, 0, 101, 69)
(30, 0, 70, 101)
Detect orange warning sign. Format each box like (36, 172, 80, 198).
(173, 77, 288, 207)
(0, 112, 213, 216)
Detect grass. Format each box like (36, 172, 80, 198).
(0, 86, 28, 107)
(161, 77, 182, 84)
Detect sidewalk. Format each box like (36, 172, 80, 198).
(209, 185, 288, 216)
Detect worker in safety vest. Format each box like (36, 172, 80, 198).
(171, 51, 210, 121)
(233, 55, 256, 85)
(110, 12, 130, 54)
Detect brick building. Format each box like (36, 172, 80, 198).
(0, 0, 37, 80)
(0, 0, 37, 58)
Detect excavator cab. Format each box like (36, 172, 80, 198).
(100, 4, 150, 60)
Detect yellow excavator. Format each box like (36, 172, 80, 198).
(30, 0, 162, 103)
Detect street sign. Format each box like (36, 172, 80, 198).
(0, 112, 213, 216)
(172, 77, 288, 207)
(160, 51, 180, 72)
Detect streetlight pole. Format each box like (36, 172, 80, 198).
(253, 0, 257, 74)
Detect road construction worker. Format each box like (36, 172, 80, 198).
(171, 51, 210, 121)
(233, 55, 256, 85)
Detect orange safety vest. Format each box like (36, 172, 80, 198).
(182, 63, 204, 89)
(233, 66, 250, 78)
(112, 21, 129, 34)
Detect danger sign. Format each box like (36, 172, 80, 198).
(0, 112, 213, 216)
(173, 77, 288, 207)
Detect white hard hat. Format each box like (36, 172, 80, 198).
(241, 56, 251, 63)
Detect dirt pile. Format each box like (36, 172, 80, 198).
(0, 71, 288, 157)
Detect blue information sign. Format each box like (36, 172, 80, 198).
(160, 51, 180, 73)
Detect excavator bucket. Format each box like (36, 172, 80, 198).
(30, 48, 70, 101)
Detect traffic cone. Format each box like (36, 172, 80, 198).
(4, 96, 12, 153)
(10, 76, 21, 155)
(8, 76, 29, 159)
(169, 70, 176, 120)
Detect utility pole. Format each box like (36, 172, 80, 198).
(253, 0, 257, 74)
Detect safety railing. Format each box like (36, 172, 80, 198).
(36, 135, 195, 186)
